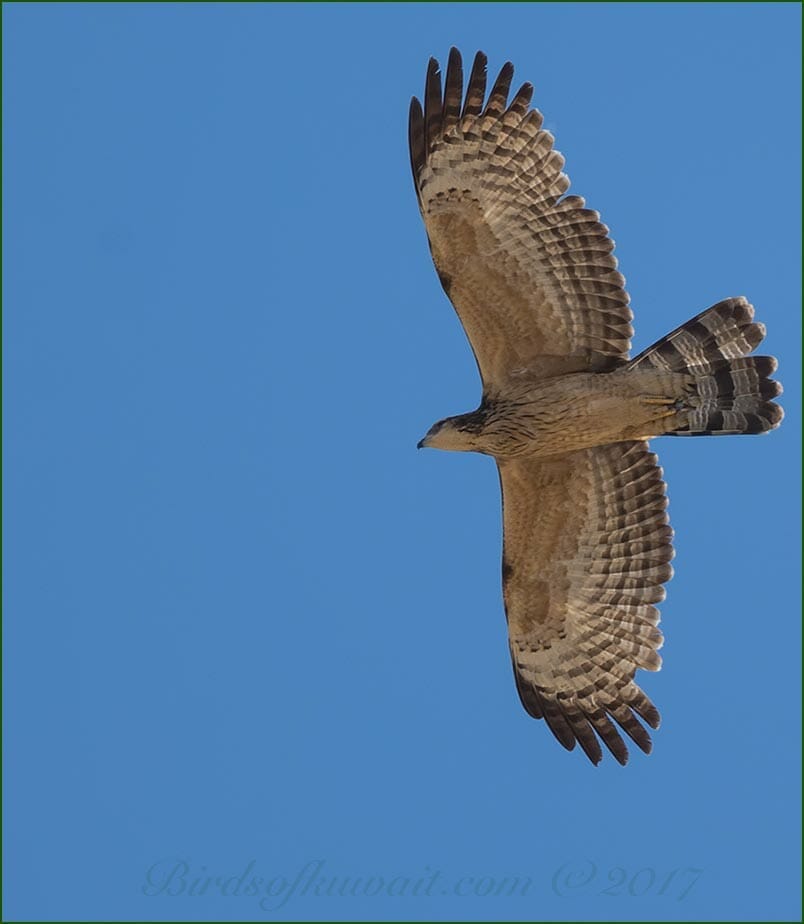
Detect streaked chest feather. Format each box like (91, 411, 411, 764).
(479, 371, 665, 458)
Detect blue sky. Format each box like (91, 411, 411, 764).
(3, 3, 801, 922)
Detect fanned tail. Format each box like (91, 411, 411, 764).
(628, 297, 783, 436)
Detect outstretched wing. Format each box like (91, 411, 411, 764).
(409, 48, 633, 389)
(498, 442, 673, 765)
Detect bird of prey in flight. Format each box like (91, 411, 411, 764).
(410, 48, 782, 765)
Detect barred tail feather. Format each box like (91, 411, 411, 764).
(672, 355, 783, 436)
(629, 297, 783, 436)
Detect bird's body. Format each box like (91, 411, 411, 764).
(410, 49, 782, 765)
(431, 368, 694, 459)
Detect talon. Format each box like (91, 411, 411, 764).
(647, 408, 678, 421)
(640, 395, 676, 407)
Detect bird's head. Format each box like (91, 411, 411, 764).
(417, 410, 487, 453)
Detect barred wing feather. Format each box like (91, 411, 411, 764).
(499, 442, 672, 765)
(409, 48, 634, 388)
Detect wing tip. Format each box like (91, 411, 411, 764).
(408, 96, 426, 182)
(515, 674, 660, 766)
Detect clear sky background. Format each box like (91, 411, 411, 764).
(3, 3, 801, 922)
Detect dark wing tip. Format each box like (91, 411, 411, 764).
(462, 50, 488, 118)
(610, 705, 654, 755)
(408, 96, 425, 183)
(506, 80, 534, 120)
(632, 695, 661, 730)
(644, 708, 661, 730)
(443, 47, 464, 131)
(483, 60, 515, 117)
(424, 55, 444, 152)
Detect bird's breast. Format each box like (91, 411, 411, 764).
(482, 373, 640, 459)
